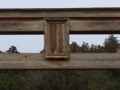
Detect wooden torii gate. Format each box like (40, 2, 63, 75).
(0, 8, 120, 69)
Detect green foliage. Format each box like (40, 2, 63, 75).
(89, 44, 105, 53)
(0, 73, 25, 90)
(6, 46, 19, 53)
(87, 70, 117, 90)
(104, 34, 120, 52)
(24, 70, 119, 90)
(81, 42, 89, 53)
(70, 42, 80, 53)
(69, 34, 119, 53)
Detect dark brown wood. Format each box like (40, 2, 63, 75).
(0, 53, 120, 69)
(1, 8, 120, 18)
(49, 23, 56, 54)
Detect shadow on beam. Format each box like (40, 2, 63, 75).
(70, 31, 120, 34)
(0, 31, 44, 35)
(0, 31, 120, 35)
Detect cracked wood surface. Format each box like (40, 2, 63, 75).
(0, 53, 120, 69)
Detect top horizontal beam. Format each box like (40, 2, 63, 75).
(1, 8, 120, 11)
(0, 8, 120, 34)
(1, 8, 120, 18)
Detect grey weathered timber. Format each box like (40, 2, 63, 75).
(0, 53, 120, 69)
(0, 19, 120, 34)
(0, 8, 120, 34)
(0, 8, 120, 18)
(1, 8, 120, 69)
(44, 19, 69, 58)
(0, 19, 43, 32)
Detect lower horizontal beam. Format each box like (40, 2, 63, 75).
(0, 53, 120, 69)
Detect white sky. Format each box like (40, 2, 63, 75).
(0, 0, 120, 53)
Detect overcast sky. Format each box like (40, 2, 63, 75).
(0, 0, 120, 53)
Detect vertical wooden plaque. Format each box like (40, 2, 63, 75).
(44, 18, 69, 59)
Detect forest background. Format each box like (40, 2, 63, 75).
(0, 35, 120, 90)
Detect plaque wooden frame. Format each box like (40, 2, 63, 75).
(44, 18, 69, 59)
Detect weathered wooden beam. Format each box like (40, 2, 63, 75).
(0, 8, 120, 34)
(0, 19, 120, 34)
(70, 19, 120, 34)
(0, 8, 120, 18)
(0, 19, 44, 34)
(0, 53, 120, 69)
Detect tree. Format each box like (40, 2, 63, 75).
(89, 44, 105, 53)
(0, 73, 25, 90)
(89, 44, 97, 53)
(81, 42, 89, 53)
(6, 46, 19, 53)
(70, 42, 80, 53)
(96, 45, 105, 53)
(104, 34, 120, 53)
(87, 70, 117, 90)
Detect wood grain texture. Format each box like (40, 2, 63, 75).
(1, 19, 120, 34)
(58, 24, 64, 53)
(0, 8, 120, 18)
(0, 19, 44, 32)
(49, 23, 56, 54)
(70, 19, 120, 31)
(0, 53, 120, 69)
